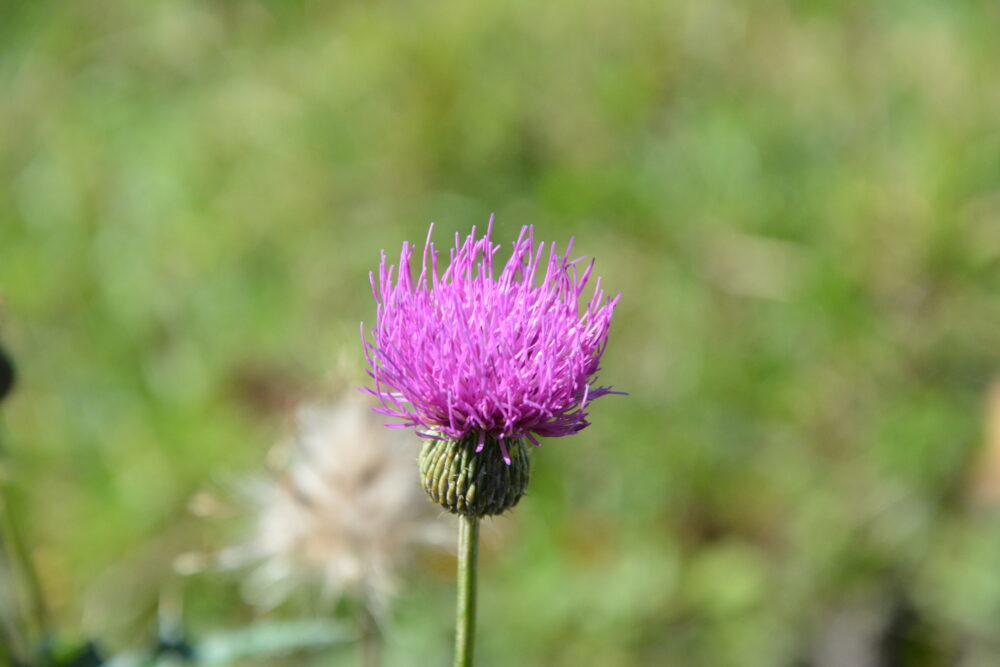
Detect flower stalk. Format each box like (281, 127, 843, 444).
(358, 605, 380, 667)
(454, 514, 479, 667)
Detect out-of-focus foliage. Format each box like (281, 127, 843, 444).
(1, 0, 1000, 665)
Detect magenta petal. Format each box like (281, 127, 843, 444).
(360, 219, 621, 446)
(498, 436, 511, 466)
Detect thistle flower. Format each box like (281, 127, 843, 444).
(362, 219, 619, 448)
(362, 219, 619, 667)
(361, 218, 620, 517)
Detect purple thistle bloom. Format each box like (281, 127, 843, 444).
(361, 217, 620, 463)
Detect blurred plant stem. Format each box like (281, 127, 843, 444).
(454, 515, 479, 667)
(358, 606, 380, 667)
(0, 533, 32, 665)
(0, 417, 51, 664)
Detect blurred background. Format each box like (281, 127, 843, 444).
(2, 0, 1000, 665)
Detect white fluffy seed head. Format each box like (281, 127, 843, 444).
(220, 392, 451, 615)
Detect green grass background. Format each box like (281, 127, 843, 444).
(2, 1, 1000, 665)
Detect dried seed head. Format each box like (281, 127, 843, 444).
(207, 394, 451, 615)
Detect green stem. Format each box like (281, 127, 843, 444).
(359, 605, 380, 667)
(454, 514, 479, 667)
(0, 530, 32, 666)
(0, 418, 48, 663)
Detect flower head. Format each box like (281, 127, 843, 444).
(361, 218, 620, 462)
